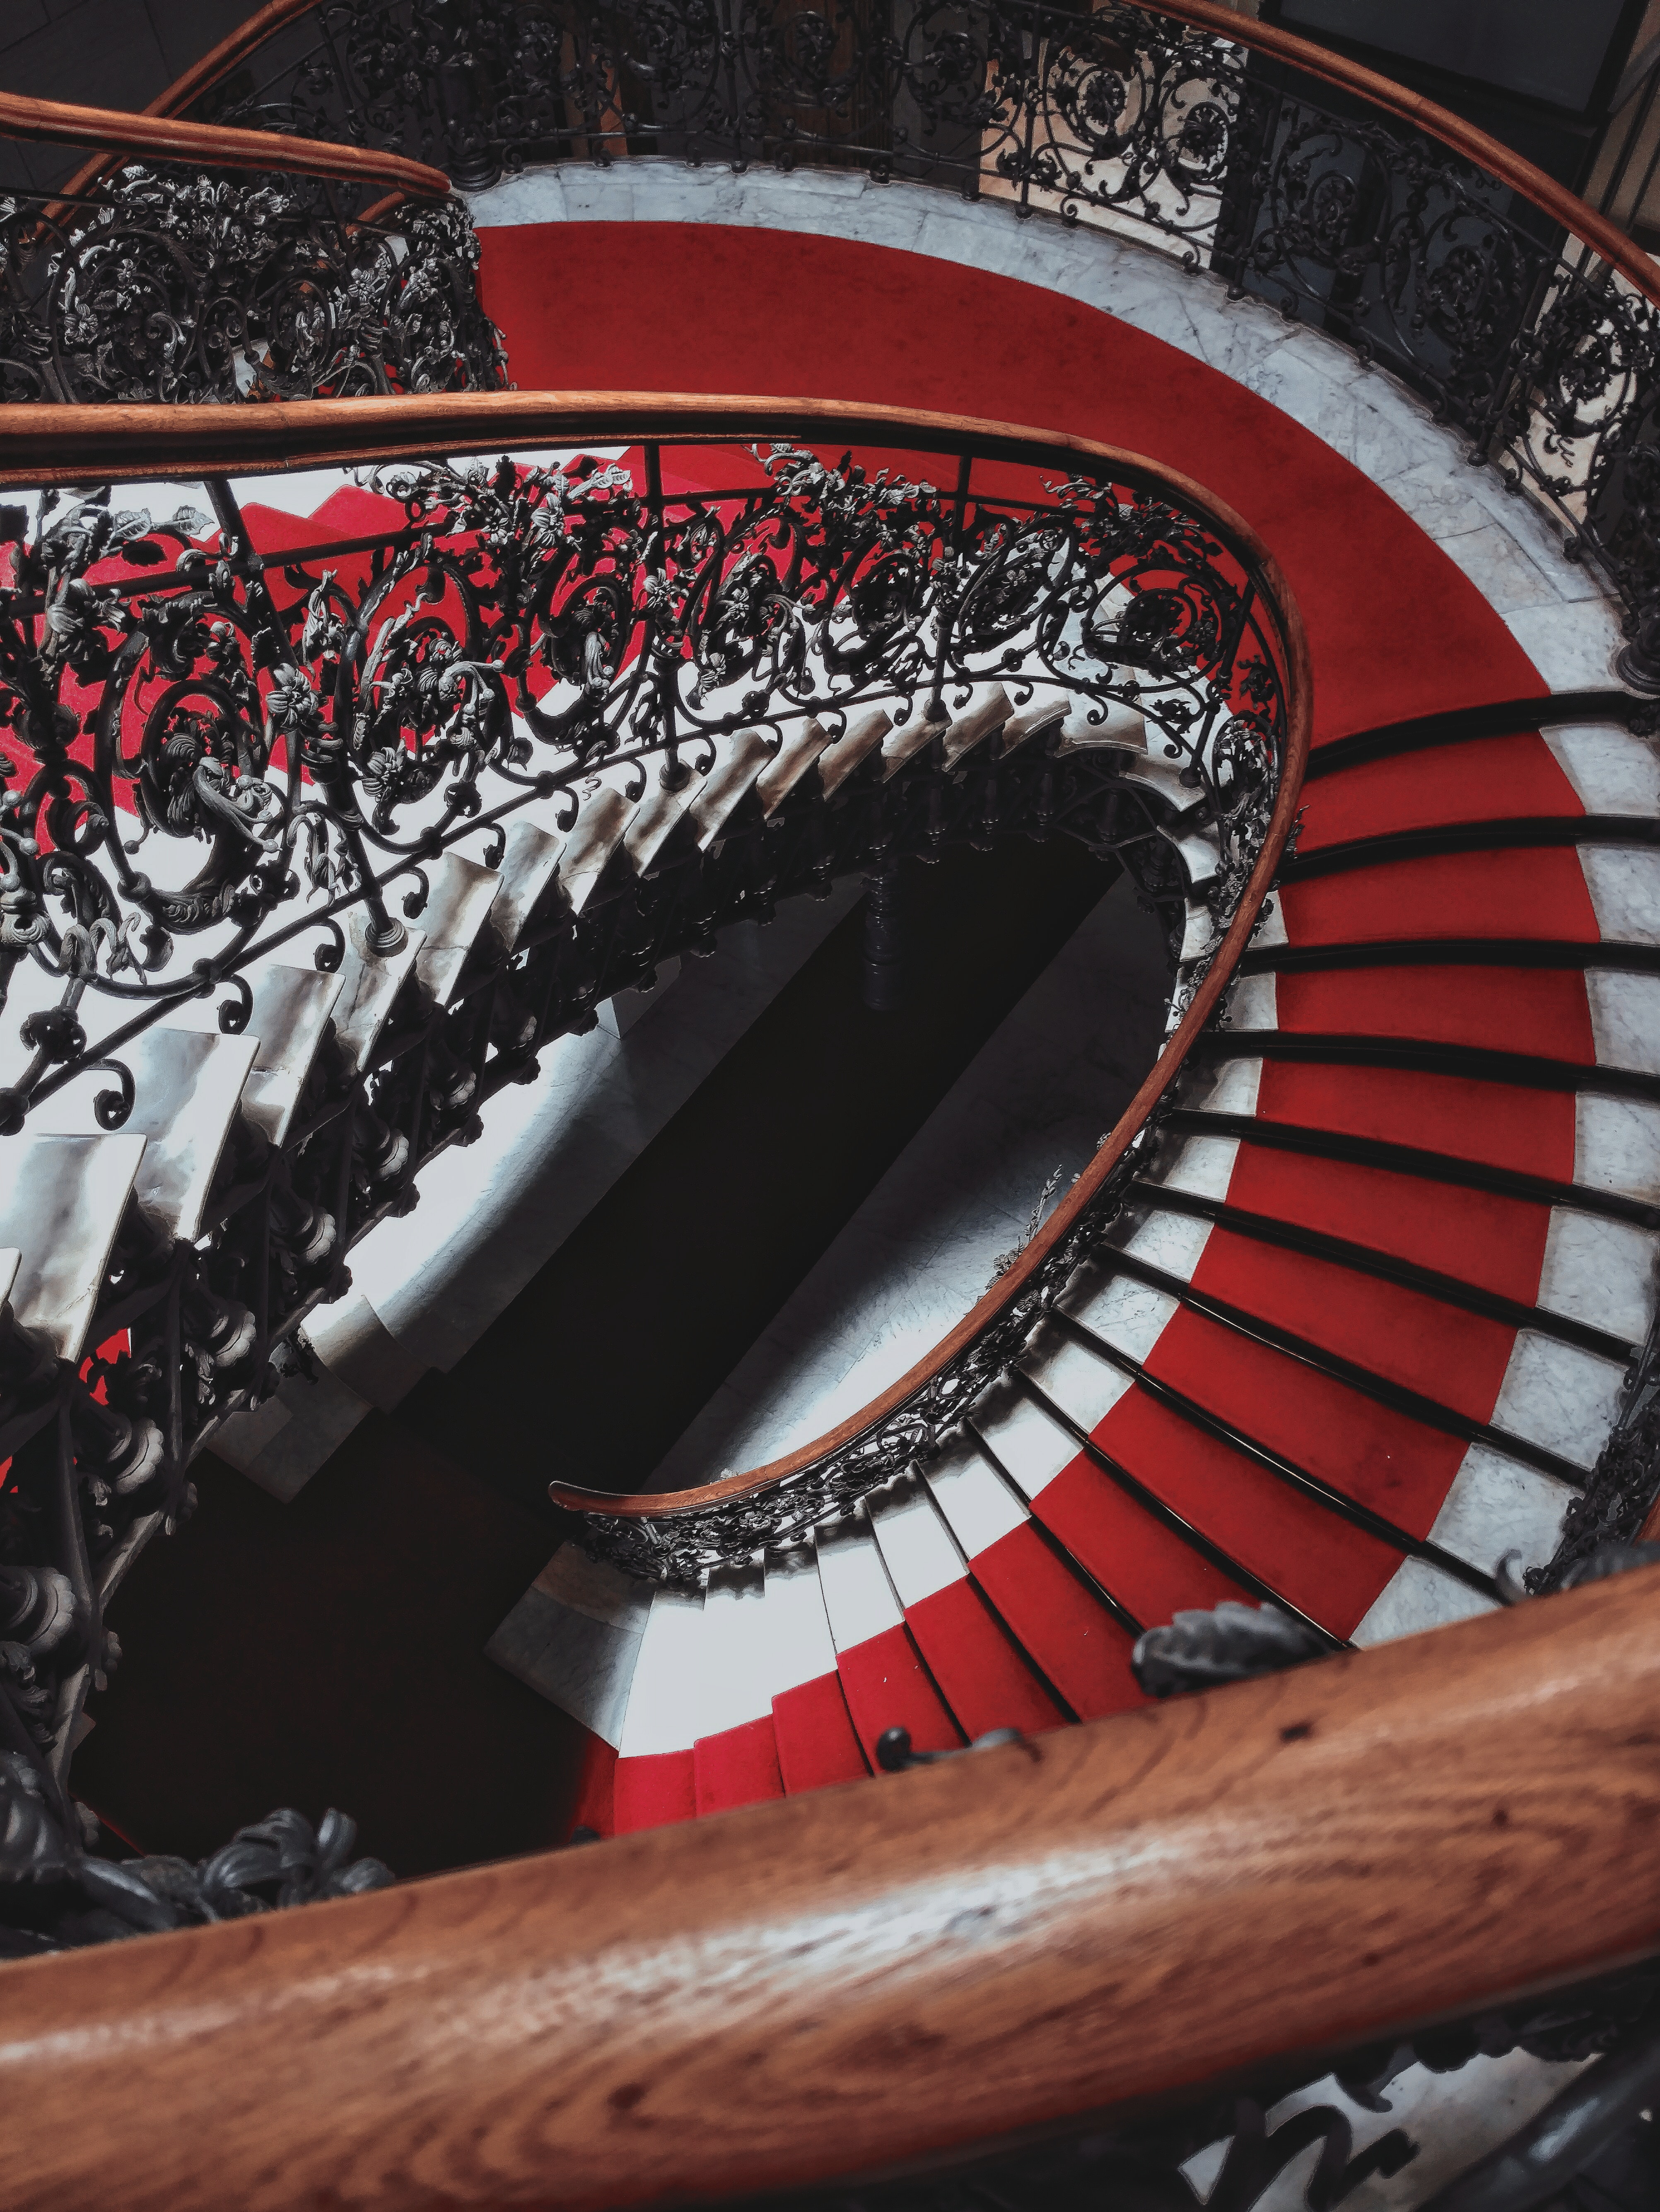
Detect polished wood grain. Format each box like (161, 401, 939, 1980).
(0, 386, 1305, 1530)
(3, 1569, 1658, 2211)
(0, 88, 449, 202)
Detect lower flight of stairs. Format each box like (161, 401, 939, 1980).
(493, 692, 1660, 1840)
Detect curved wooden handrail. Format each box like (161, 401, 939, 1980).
(51, 0, 352, 207)
(1149, 0, 1660, 313)
(53, 0, 1660, 318)
(46, 0, 1660, 313)
(0, 87, 449, 204)
(0, 386, 1305, 1533)
(3, 1568, 1658, 2210)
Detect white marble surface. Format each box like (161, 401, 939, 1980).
(867, 1473, 969, 1607)
(615, 1585, 706, 1758)
(1352, 1553, 1497, 1647)
(30, 1026, 257, 1245)
(645, 875, 1168, 1489)
(1423, 1442, 1573, 1579)
(1490, 1330, 1627, 1474)
(1588, 969, 1660, 1074)
(1579, 844, 1660, 946)
(815, 1514, 907, 1651)
(470, 163, 1627, 669)
(924, 1437, 1028, 1560)
(1182, 2047, 1585, 2212)
(1576, 1092, 1660, 1204)
(760, 1547, 841, 1695)
(0, 1131, 147, 1365)
(1547, 721, 1660, 814)
(972, 1379, 1087, 1501)
(1537, 1207, 1656, 1347)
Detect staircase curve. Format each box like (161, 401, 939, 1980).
(4, 7, 1660, 2210)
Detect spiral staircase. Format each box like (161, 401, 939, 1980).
(4, 5, 1660, 2209)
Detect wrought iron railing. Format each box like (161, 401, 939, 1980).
(111, 0, 1660, 692)
(0, 92, 504, 403)
(0, 390, 1297, 1821)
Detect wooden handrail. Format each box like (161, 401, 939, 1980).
(0, 387, 1306, 1533)
(54, 0, 1660, 316)
(0, 87, 449, 204)
(1145, 0, 1660, 313)
(4, 1569, 1658, 2210)
(52, 0, 340, 207)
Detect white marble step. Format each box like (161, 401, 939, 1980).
(624, 768, 707, 876)
(615, 1583, 707, 1760)
(923, 1433, 1031, 1563)
(169, 960, 345, 1148)
(690, 730, 776, 850)
(818, 707, 893, 798)
(939, 684, 1013, 770)
(331, 919, 425, 1078)
(30, 1027, 257, 1243)
(483, 1542, 651, 1746)
(557, 784, 635, 915)
(486, 819, 566, 953)
(865, 1468, 970, 1607)
(0, 1131, 147, 1364)
(697, 1561, 779, 1739)
(412, 850, 504, 1008)
(757, 719, 834, 815)
(813, 1510, 906, 1654)
(760, 1545, 842, 1696)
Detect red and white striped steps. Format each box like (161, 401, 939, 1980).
(494, 695, 1660, 1841)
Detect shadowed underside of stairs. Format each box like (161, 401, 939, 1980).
(70, 835, 1126, 1873)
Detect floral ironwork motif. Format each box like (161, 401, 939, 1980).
(0, 164, 506, 403)
(186, 0, 1660, 678)
(0, 428, 1289, 1783)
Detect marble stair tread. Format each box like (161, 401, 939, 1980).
(29, 1026, 258, 1244)
(762, 1545, 870, 1791)
(996, 690, 1069, 757)
(0, 1131, 147, 1364)
(623, 767, 708, 875)
(812, 1512, 963, 1761)
(1160, 824, 1223, 891)
(818, 707, 893, 798)
(483, 1542, 652, 1746)
(939, 684, 1013, 769)
(878, 707, 948, 782)
(169, 962, 345, 1148)
(557, 785, 636, 916)
(861, 1469, 1066, 1739)
(1052, 699, 1146, 756)
(412, 850, 504, 1008)
(614, 1584, 707, 1761)
(689, 729, 776, 849)
(756, 718, 833, 815)
(924, 1435, 1147, 1722)
(1177, 899, 1219, 967)
(329, 921, 424, 1078)
(692, 1562, 787, 1813)
(484, 819, 566, 952)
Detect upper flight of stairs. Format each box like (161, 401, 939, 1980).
(502, 690, 1660, 1838)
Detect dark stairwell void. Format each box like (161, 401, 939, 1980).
(68, 836, 1168, 1877)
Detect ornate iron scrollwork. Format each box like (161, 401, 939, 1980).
(181, 0, 1660, 678)
(0, 165, 506, 404)
(0, 427, 1288, 1780)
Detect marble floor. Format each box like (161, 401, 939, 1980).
(647, 870, 1170, 1491)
